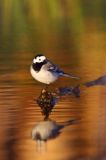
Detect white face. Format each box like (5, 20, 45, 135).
(33, 56, 46, 63)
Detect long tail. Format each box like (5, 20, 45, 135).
(57, 69, 80, 79)
(63, 72, 80, 79)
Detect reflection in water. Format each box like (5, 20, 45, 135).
(32, 118, 77, 152)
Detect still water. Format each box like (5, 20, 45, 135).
(0, 1, 106, 160)
(0, 31, 106, 160)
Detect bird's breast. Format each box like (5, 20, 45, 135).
(30, 66, 58, 84)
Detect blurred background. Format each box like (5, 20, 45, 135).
(0, 0, 106, 160)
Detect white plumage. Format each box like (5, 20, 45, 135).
(30, 54, 79, 84)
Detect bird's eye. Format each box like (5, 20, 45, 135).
(39, 58, 41, 61)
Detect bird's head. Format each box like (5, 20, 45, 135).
(32, 54, 47, 71)
(33, 54, 47, 64)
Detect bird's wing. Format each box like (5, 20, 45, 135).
(47, 61, 64, 75)
(44, 61, 79, 79)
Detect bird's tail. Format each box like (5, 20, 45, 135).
(63, 73, 80, 79)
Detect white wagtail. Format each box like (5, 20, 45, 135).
(30, 54, 79, 85)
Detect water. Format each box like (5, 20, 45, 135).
(0, 1, 106, 159)
(0, 36, 106, 159)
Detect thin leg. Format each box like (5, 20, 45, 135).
(45, 84, 48, 90)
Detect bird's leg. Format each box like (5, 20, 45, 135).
(45, 84, 48, 91)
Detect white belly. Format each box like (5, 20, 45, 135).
(30, 66, 58, 84)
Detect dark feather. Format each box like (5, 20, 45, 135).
(32, 60, 47, 72)
(47, 62, 64, 75)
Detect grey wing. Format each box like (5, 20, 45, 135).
(46, 61, 80, 79)
(43, 61, 79, 79)
(47, 61, 64, 75)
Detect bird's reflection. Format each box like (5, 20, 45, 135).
(31, 118, 77, 151)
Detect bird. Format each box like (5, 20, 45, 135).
(30, 54, 79, 86)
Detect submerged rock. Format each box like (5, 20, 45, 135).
(85, 75, 106, 87)
(36, 89, 58, 119)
